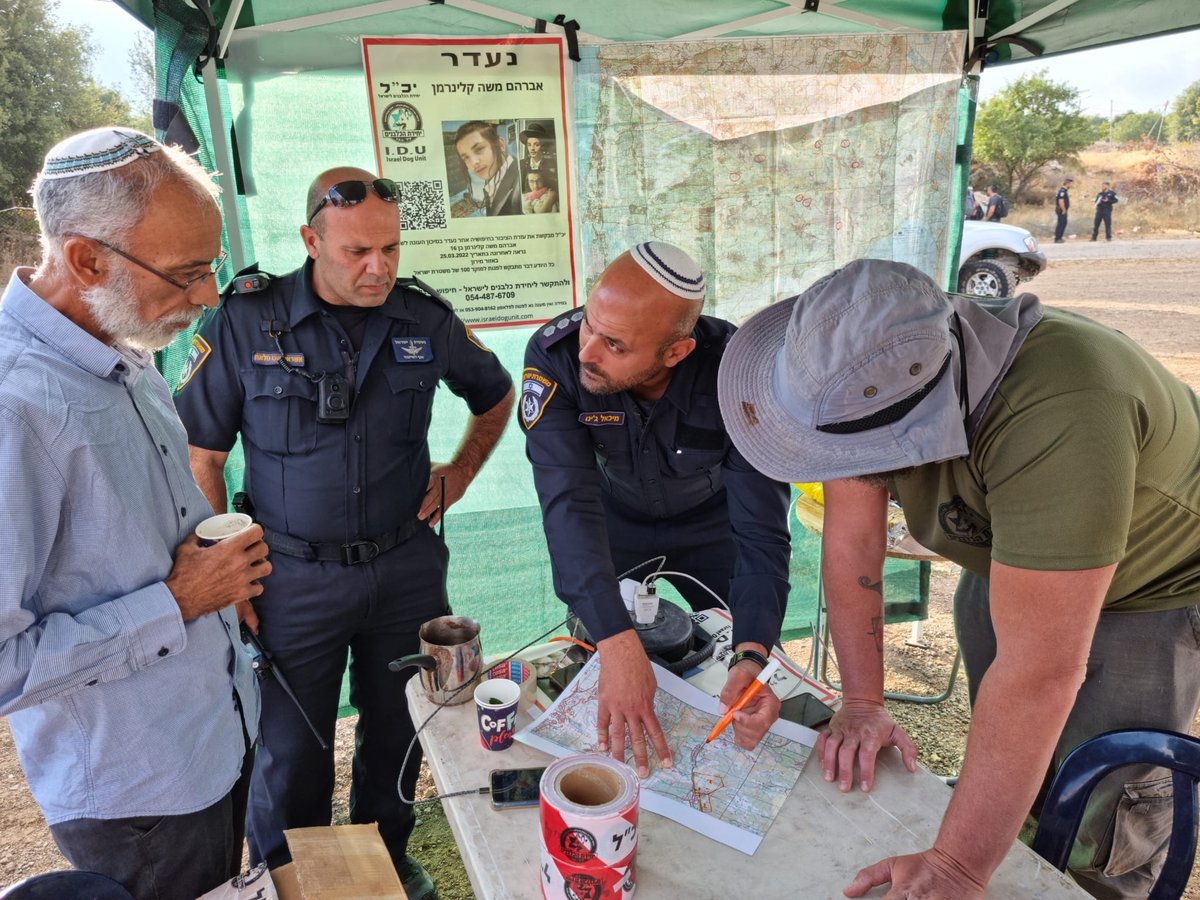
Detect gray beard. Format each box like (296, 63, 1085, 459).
(81, 268, 200, 350)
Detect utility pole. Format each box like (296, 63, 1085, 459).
(1150, 101, 1168, 145)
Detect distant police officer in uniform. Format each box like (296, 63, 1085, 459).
(521, 242, 791, 777)
(1092, 182, 1119, 241)
(174, 167, 514, 900)
(1054, 176, 1074, 242)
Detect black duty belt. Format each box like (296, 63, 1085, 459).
(263, 519, 421, 566)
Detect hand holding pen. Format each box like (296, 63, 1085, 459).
(706, 658, 781, 744)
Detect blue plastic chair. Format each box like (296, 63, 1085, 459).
(1031, 728, 1200, 900)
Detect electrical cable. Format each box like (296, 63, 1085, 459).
(640, 570, 809, 675)
(396, 617, 569, 805)
(640, 570, 732, 613)
(617, 555, 666, 582)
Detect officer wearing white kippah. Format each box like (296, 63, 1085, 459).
(521, 242, 792, 776)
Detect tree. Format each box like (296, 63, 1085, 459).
(127, 30, 156, 135)
(0, 0, 138, 207)
(1168, 79, 1200, 143)
(1111, 110, 1164, 144)
(972, 70, 1096, 198)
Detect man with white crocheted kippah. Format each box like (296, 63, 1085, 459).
(0, 127, 270, 898)
(521, 242, 794, 776)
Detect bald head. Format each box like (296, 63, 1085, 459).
(300, 166, 401, 308)
(577, 246, 706, 399)
(306, 166, 378, 232)
(594, 251, 703, 346)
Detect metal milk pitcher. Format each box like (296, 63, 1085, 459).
(390, 615, 483, 705)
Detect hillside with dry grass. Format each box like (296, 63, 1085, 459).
(995, 141, 1200, 241)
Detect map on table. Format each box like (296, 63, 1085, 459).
(517, 654, 817, 854)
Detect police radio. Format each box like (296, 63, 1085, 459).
(317, 372, 350, 423)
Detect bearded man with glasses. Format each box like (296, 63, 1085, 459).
(175, 166, 514, 900)
(0, 128, 270, 899)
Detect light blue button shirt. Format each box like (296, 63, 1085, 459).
(0, 269, 259, 824)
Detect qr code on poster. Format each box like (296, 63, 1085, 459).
(401, 180, 447, 231)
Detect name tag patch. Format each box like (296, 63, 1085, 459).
(393, 337, 433, 363)
(579, 412, 625, 426)
(174, 334, 212, 392)
(521, 367, 557, 429)
(252, 350, 305, 366)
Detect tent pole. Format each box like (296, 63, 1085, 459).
(217, 0, 246, 58)
(201, 58, 248, 271)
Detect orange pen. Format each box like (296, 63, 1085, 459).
(705, 658, 780, 743)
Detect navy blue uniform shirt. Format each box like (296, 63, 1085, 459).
(174, 262, 512, 544)
(1095, 190, 1119, 208)
(1057, 186, 1071, 210)
(521, 310, 791, 649)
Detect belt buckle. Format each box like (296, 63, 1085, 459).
(341, 540, 380, 565)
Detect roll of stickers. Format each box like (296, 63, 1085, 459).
(540, 841, 636, 900)
(539, 755, 639, 899)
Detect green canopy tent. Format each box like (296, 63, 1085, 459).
(100, 1, 1200, 664)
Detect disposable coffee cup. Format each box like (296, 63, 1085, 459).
(474, 678, 521, 751)
(195, 512, 254, 547)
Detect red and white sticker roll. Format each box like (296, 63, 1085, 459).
(539, 754, 639, 897)
(540, 841, 636, 900)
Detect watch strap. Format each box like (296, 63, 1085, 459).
(727, 648, 770, 671)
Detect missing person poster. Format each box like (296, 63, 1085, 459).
(362, 36, 578, 328)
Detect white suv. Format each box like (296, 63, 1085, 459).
(958, 219, 1047, 297)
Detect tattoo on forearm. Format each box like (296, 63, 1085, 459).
(868, 616, 884, 653)
(857, 575, 883, 595)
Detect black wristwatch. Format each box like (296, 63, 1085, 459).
(727, 648, 769, 671)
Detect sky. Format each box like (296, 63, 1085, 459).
(54, 0, 150, 101)
(55, 0, 1200, 119)
(976, 30, 1200, 118)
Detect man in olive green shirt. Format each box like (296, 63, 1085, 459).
(718, 259, 1200, 900)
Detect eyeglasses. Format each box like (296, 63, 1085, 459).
(307, 179, 402, 225)
(64, 232, 228, 292)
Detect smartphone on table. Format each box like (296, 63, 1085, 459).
(489, 766, 546, 809)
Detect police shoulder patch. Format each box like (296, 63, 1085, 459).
(536, 308, 585, 349)
(464, 323, 491, 352)
(521, 367, 558, 429)
(174, 334, 212, 393)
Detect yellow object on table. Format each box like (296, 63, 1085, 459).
(792, 492, 933, 559)
(793, 481, 825, 505)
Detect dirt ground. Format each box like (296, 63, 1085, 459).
(2, 236, 1199, 896)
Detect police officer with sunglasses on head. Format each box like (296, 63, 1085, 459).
(174, 167, 514, 900)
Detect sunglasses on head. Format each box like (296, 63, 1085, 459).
(307, 178, 401, 224)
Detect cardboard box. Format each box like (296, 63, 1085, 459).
(271, 824, 407, 899)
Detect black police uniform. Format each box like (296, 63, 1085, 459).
(1054, 184, 1071, 242)
(521, 310, 791, 651)
(1092, 188, 1119, 241)
(173, 261, 512, 873)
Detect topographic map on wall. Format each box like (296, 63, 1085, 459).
(517, 655, 816, 854)
(573, 32, 966, 323)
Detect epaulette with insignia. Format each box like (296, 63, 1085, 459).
(397, 276, 453, 310)
(536, 309, 584, 349)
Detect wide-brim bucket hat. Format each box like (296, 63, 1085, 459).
(717, 259, 968, 484)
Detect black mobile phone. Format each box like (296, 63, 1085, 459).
(489, 766, 546, 809)
(778, 692, 837, 730)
